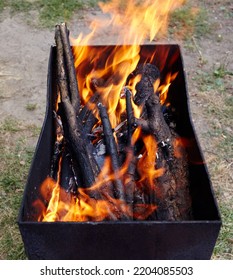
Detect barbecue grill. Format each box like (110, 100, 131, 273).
(18, 44, 221, 260)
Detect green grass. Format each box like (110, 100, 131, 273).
(1, 117, 22, 132)
(214, 203, 233, 259)
(169, 1, 210, 40)
(39, 0, 99, 27)
(1, 0, 100, 27)
(6, 0, 36, 12)
(196, 64, 233, 156)
(25, 103, 37, 111)
(193, 61, 233, 259)
(0, 118, 40, 259)
(0, 1, 5, 12)
(194, 63, 233, 93)
(213, 64, 233, 79)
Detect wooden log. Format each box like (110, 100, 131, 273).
(125, 88, 134, 146)
(97, 102, 126, 202)
(124, 88, 137, 217)
(50, 111, 64, 179)
(79, 93, 100, 122)
(83, 114, 98, 136)
(145, 93, 172, 144)
(59, 23, 80, 116)
(124, 150, 137, 214)
(133, 63, 160, 106)
(55, 26, 99, 188)
(55, 29, 118, 220)
(66, 151, 82, 194)
(145, 93, 192, 220)
(50, 140, 63, 179)
(79, 93, 100, 136)
(134, 118, 150, 133)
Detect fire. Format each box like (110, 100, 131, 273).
(34, 0, 185, 222)
(159, 72, 178, 105)
(138, 135, 164, 187)
(72, 0, 185, 45)
(71, 0, 184, 127)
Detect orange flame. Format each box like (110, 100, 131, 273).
(35, 0, 185, 222)
(138, 135, 164, 187)
(72, 0, 185, 45)
(159, 72, 178, 105)
(71, 0, 183, 127)
(38, 157, 133, 222)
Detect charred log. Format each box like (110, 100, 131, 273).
(146, 93, 172, 143)
(124, 88, 137, 214)
(50, 111, 64, 179)
(133, 63, 160, 106)
(124, 151, 137, 208)
(134, 118, 150, 134)
(55, 26, 99, 188)
(79, 93, 100, 136)
(125, 88, 135, 146)
(59, 23, 80, 115)
(97, 102, 126, 202)
(83, 114, 98, 136)
(79, 93, 100, 123)
(66, 152, 82, 194)
(145, 93, 192, 220)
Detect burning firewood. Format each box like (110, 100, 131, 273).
(59, 23, 80, 116)
(50, 111, 64, 180)
(79, 93, 100, 136)
(145, 93, 192, 220)
(98, 102, 126, 202)
(133, 63, 160, 106)
(55, 24, 100, 188)
(132, 63, 192, 220)
(38, 23, 193, 222)
(125, 88, 135, 145)
(124, 88, 136, 206)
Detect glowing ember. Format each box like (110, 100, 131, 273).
(33, 0, 192, 222)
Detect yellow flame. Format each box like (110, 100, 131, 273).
(36, 0, 185, 222)
(159, 72, 178, 105)
(138, 135, 164, 187)
(91, 0, 185, 45)
(71, 0, 184, 126)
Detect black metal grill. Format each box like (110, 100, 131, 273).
(18, 44, 221, 260)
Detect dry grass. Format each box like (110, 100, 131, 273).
(191, 62, 233, 259)
(0, 118, 39, 259)
(169, 0, 232, 259)
(169, 2, 210, 41)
